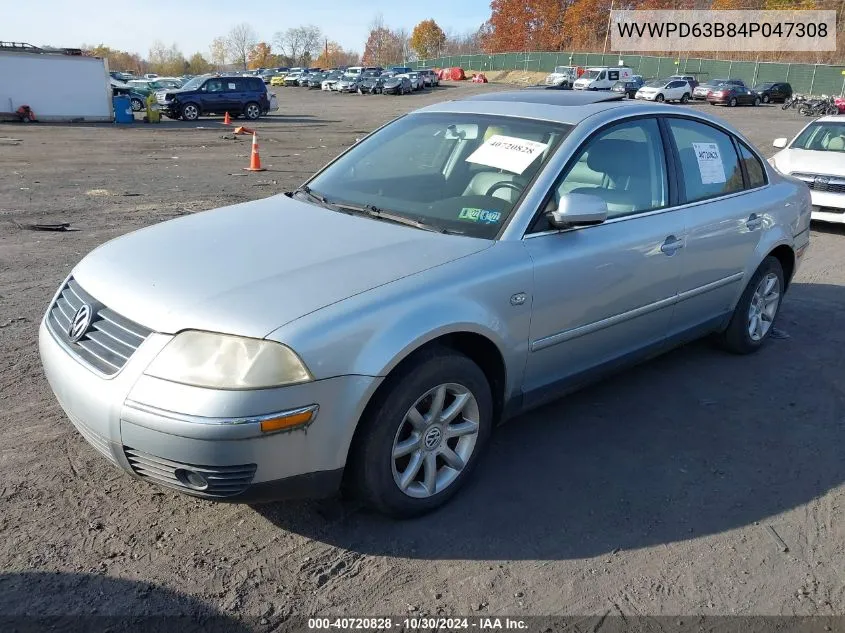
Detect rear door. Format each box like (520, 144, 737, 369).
(663, 116, 768, 339)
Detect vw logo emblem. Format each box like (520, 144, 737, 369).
(68, 304, 93, 342)
(423, 426, 442, 450)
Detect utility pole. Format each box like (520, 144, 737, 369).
(603, 0, 615, 55)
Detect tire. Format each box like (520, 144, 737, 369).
(680, 93, 690, 103)
(348, 347, 493, 518)
(717, 256, 785, 355)
(130, 98, 144, 112)
(754, 97, 761, 106)
(728, 97, 737, 107)
(244, 102, 260, 120)
(782, 101, 791, 110)
(827, 105, 839, 115)
(181, 103, 200, 121)
(762, 94, 770, 103)
(655, 93, 664, 102)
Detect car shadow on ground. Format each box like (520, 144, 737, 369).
(0, 571, 250, 632)
(254, 281, 845, 561)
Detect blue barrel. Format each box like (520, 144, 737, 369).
(112, 95, 133, 124)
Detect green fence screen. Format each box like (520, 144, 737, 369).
(411, 52, 845, 95)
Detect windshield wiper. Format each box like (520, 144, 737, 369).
(331, 201, 459, 234)
(290, 185, 338, 210)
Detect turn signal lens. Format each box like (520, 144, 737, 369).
(260, 407, 317, 433)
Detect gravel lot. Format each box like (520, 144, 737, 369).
(1, 83, 844, 627)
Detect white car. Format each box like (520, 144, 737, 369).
(635, 79, 692, 103)
(769, 116, 845, 224)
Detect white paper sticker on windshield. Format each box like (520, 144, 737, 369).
(466, 134, 548, 174)
(692, 142, 726, 184)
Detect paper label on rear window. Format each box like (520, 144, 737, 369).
(692, 142, 726, 184)
(466, 134, 548, 175)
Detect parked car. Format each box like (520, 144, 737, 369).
(667, 74, 699, 90)
(321, 71, 344, 91)
(357, 71, 384, 94)
(381, 73, 412, 95)
(418, 69, 440, 87)
(127, 79, 181, 96)
(40, 91, 809, 517)
(336, 72, 362, 93)
(693, 78, 746, 100)
(284, 71, 303, 86)
(389, 66, 412, 74)
(707, 85, 760, 107)
(611, 77, 644, 98)
(753, 82, 793, 104)
(544, 65, 579, 88)
(635, 78, 691, 103)
(405, 72, 425, 91)
(306, 72, 327, 89)
(157, 75, 270, 121)
(769, 116, 845, 224)
(270, 74, 287, 87)
(111, 80, 147, 112)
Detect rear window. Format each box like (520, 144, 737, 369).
(667, 118, 744, 203)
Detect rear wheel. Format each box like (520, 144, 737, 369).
(718, 256, 784, 354)
(244, 102, 261, 120)
(680, 93, 690, 103)
(348, 348, 493, 518)
(181, 103, 199, 121)
(130, 98, 144, 112)
(728, 97, 737, 107)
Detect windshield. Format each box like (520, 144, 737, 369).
(553, 66, 571, 74)
(790, 122, 845, 152)
(342, 73, 358, 80)
(755, 83, 774, 90)
(303, 113, 571, 239)
(645, 80, 666, 87)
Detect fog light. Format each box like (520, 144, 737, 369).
(175, 468, 209, 491)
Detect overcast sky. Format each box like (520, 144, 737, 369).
(8, 0, 491, 57)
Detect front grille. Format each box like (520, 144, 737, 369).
(123, 447, 257, 498)
(47, 277, 151, 376)
(792, 172, 845, 194)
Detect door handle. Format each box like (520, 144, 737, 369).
(660, 235, 685, 256)
(746, 213, 763, 230)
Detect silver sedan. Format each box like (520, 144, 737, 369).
(40, 91, 811, 517)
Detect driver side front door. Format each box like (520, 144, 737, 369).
(521, 116, 685, 407)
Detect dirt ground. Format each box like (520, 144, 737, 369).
(1, 82, 844, 628)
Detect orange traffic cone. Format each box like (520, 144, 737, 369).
(223, 111, 231, 125)
(244, 132, 266, 172)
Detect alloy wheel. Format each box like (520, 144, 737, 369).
(182, 104, 198, 120)
(245, 104, 260, 120)
(391, 383, 480, 499)
(747, 272, 780, 342)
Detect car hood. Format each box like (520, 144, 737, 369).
(73, 195, 491, 338)
(772, 148, 845, 176)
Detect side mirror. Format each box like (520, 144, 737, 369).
(547, 193, 608, 229)
(772, 137, 788, 148)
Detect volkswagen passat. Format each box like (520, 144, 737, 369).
(41, 91, 810, 517)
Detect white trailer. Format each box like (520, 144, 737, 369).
(0, 44, 112, 122)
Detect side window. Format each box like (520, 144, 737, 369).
(597, 71, 606, 80)
(205, 79, 223, 92)
(667, 118, 744, 202)
(250, 78, 265, 91)
(738, 142, 767, 188)
(608, 70, 619, 81)
(548, 118, 668, 220)
(225, 79, 241, 92)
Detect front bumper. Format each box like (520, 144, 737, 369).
(635, 93, 656, 101)
(810, 190, 845, 223)
(39, 317, 381, 502)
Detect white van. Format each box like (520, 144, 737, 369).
(573, 66, 633, 91)
(544, 66, 580, 88)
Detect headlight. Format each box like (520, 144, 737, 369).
(145, 331, 312, 389)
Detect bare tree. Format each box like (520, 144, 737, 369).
(227, 23, 258, 70)
(210, 36, 227, 70)
(274, 25, 323, 66)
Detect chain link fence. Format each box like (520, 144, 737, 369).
(411, 52, 845, 96)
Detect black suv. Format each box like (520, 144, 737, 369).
(159, 75, 270, 121)
(752, 82, 792, 103)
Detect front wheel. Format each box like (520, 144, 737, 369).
(782, 101, 791, 110)
(717, 256, 784, 354)
(655, 93, 665, 102)
(728, 97, 737, 107)
(762, 94, 770, 103)
(827, 105, 839, 115)
(243, 102, 261, 120)
(181, 103, 199, 121)
(753, 97, 761, 106)
(348, 347, 493, 517)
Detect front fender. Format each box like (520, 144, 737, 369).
(266, 242, 534, 403)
